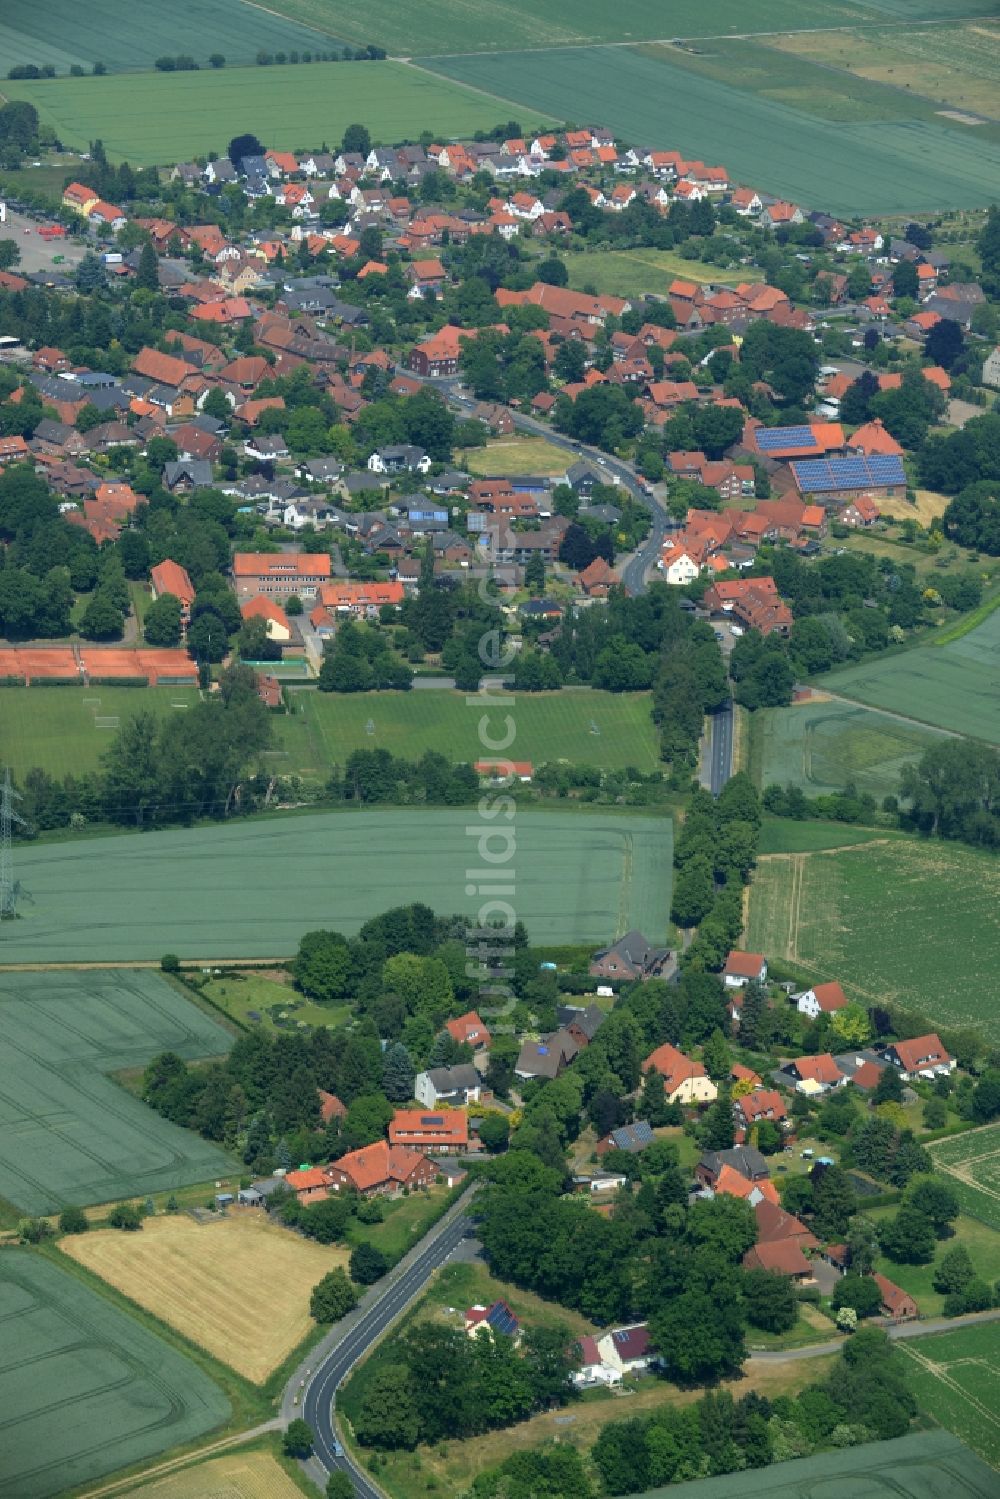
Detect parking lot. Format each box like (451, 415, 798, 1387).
(1, 205, 86, 276)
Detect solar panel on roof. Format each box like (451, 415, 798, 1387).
(756, 424, 817, 452)
(421, 1116, 445, 1126)
(487, 1302, 519, 1337)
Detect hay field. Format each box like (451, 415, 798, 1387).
(62, 1213, 346, 1382)
(428, 45, 1000, 213)
(4, 808, 672, 962)
(0, 970, 234, 1216)
(2, 62, 538, 165)
(123, 1450, 304, 1499)
(746, 837, 1000, 1031)
(0, 1250, 229, 1499)
(931, 1124, 1000, 1231)
(821, 606, 1000, 743)
(753, 698, 946, 800)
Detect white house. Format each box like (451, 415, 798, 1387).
(367, 445, 431, 475)
(723, 951, 768, 989)
(597, 1324, 654, 1377)
(414, 1064, 482, 1109)
(796, 981, 848, 1019)
(877, 1034, 955, 1082)
(982, 346, 1000, 390)
(660, 550, 702, 586)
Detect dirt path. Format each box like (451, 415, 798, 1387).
(78, 1420, 283, 1499)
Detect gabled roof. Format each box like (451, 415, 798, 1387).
(724, 950, 765, 979)
(132, 346, 192, 387)
(807, 981, 848, 1013)
(743, 1240, 812, 1276)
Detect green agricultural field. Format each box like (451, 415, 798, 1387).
(897, 1325, 1000, 1471)
(427, 46, 1000, 214)
(931, 1125, 1000, 1231)
(259, 0, 971, 56)
(820, 607, 1000, 744)
(752, 698, 947, 800)
(282, 688, 660, 775)
(756, 818, 896, 854)
(746, 836, 1000, 1032)
(561, 248, 761, 299)
(641, 1430, 999, 1498)
(0, 0, 338, 74)
(2, 62, 542, 166)
(2, 807, 672, 963)
(0, 970, 235, 1215)
(0, 1251, 230, 1499)
(0, 686, 202, 780)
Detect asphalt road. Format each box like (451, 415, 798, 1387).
(707, 699, 735, 796)
(290, 1204, 474, 1495)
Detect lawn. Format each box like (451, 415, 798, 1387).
(820, 605, 1000, 744)
(345, 1184, 455, 1261)
(0, 685, 202, 779)
(1, 62, 544, 165)
(866, 1210, 1000, 1318)
(60, 1212, 346, 1382)
(0, 0, 338, 74)
(561, 248, 761, 299)
(259, 0, 877, 55)
(199, 971, 352, 1033)
(771, 23, 1000, 124)
(746, 836, 1000, 1032)
(639, 1430, 999, 1499)
(427, 45, 1000, 213)
(3, 807, 673, 961)
(0, 1249, 229, 1499)
(930, 1124, 1000, 1231)
(751, 697, 947, 801)
(896, 1324, 1000, 1471)
(120, 1447, 308, 1499)
(461, 436, 571, 477)
(0, 970, 235, 1216)
(283, 687, 661, 775)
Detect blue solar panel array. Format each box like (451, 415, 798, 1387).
(792, 455, 904, 494)
(755, 425, 818, 453)
(487, 1301, 520, 1337)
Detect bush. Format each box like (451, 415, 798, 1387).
(58, 1205, 89, 1234)
(108, 1202, 143, 1231)
(17, 1217, 53, 1244)
(831, 1274, 882, 1318)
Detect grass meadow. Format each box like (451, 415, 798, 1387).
(820, 606, 1000, 744)
(561, 248, 761, 299)
(0, 1250, 229, 1499)
(0, 970, 235, 1216)
(930, 1125, 1000, 1231)
(61, 1213, 347, 1382)
(0, 0, 337, 74)
(282, 688, 661, 775)
(5, 807, 673, 961)
(746, 836, 1000, 1032)
(427, 46, 1000, 213)
(751, 697, 946, 801)
(2, 63, 539, 165)
(896, 1324, 1000, 1471)
(461, 436, 571, 477)
(199, 971, 352, 1033)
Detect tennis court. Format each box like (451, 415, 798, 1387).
(1, 808, 672, 963)
(0, 970, 235, 1214)
(0, 1250, 229, 1499)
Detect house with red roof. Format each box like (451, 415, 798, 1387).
(150, 559, 195, 619)
(796, 981, 848, 1019)
(876, 1034, 954, 1081)
(734, 1089, 788, 1134)
(874, 1273, 918, 1321)
(642, 1043, 717, 1105)
(723, 951, 767, 988)
(326, 1140, 437, 1198)
(389, 1109, 469, 1153)
(445, 1010, 491, 1052)
(241, 594, 292, 642)
(782, 1053, 847, 1093)
(743, 1239, 814, 1280)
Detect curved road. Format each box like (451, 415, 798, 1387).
(286, 1201, 474, 1495)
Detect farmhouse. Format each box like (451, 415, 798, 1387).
(641, 1043, 717, 1105)
(743, 1240, 814, 1281)
(326, 1140, 437, 1197)
(876, 1034, 954, 1081)
(873, 1273, 918, 1321)
(389, 1109, 469, 1153)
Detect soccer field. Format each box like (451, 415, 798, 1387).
(821, 608, 1000, 744)
(0, 1251, 229, 1499)
(285, 688, 660, 775)
(752, 698, 947, 800)
(2, 808, 672, 963)
(746, 837, 1000, 1033)
(2, 62, 540, 165)
(0, 970, 235, 1215)
(0, 686, 202, 780)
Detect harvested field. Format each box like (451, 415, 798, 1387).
(62, 1213, 346, 1382)
(0, 969, 234, 1215)
(3, 808, 672, 962)
(0, 1250, 229, 1499)
(746, 836, 1000, 1032)
(122, 1450, 305, 1499)
(883, 489, 950, 525)
(820, 605, 1000, 743)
